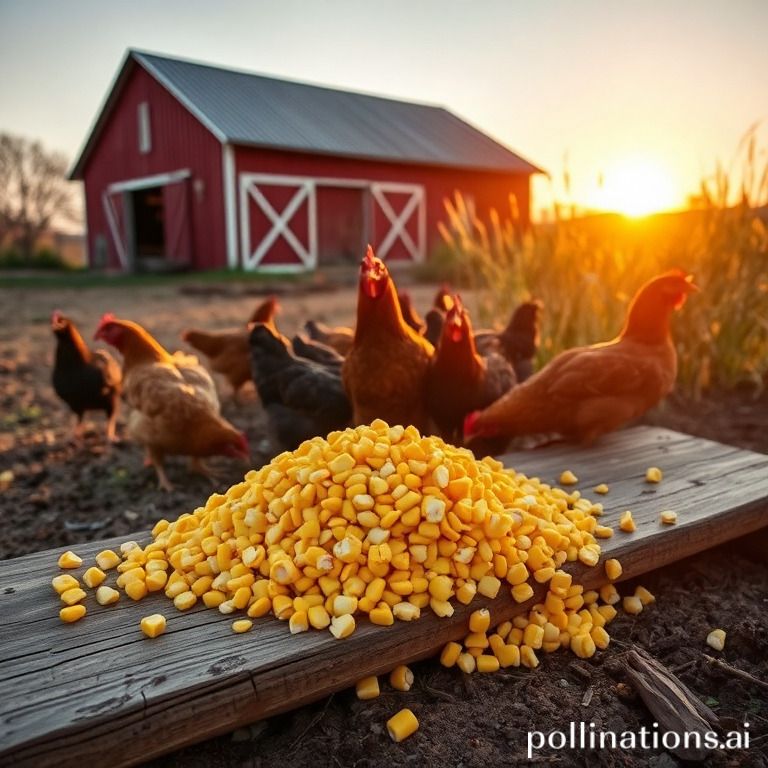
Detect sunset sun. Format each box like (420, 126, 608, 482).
(595, 157, 679, 217)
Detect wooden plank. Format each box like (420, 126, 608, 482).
(0, 427, 766, 767)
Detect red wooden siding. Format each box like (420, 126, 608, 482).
(80, 64, 225, 270)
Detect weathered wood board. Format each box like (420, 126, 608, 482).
(1, 427, 766, 767)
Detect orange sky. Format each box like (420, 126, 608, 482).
(1, 0, 766, 220)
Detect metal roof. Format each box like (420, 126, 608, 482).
(71, 50, 542, 178)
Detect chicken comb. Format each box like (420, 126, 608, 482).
(446, 294, 464, 322)
(463, 411, 480, 439)
(362, 244, 378, 268)
(97, 312, 117, 329)
(51, 309, 64, 324)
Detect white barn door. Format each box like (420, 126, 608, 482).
(371, 182, 426, 262)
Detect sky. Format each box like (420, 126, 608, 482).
(1, 0, 767, 220)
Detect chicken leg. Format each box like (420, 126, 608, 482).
(147, 447, 174, 492)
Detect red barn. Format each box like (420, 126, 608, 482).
(70, 50, 541, 272)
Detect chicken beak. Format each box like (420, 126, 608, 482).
(684, 275, 700, 293)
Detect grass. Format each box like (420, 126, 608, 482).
(437, 131, 768, 399)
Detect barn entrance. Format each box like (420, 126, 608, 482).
(316, 186, 367, 266)
(131, 186, 165, 269)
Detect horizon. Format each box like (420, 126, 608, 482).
(1, 0, 767, 224)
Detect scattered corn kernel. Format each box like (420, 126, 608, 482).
(645, 467, 663, 483)
(232, 619, 253, 634)
(660, 510, 677, 525)
(469, 608, 491, 634)
(619, 511, 636, 533)
(634, 586, 655, 605)
(356, 676, 380, 700)
(559, 470, 578, 485)
(387, 708, 419, 742)
(140, 614, 167, 638)
(52, 574, 79, 594)
(706, 628, 726, 651)
(605, 559, 623, 581)
(389, 665, 414, 691)
(60, 587, 87, 606)
(330, 613, 355, 639)
(57, 550, 82, 569)
(96, 586, 120, 605)
(82, 566, 107, 589)
(623, 595, 643, 615)
(95, 549, 121, 570)
(593, 483, 609, 494)
(440, 641, 462, 667)
(60, 604, 86, 623)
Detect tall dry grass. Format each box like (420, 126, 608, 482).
(438, 132, 768, 399)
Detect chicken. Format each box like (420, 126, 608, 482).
(249, 323, 351, 451)
(51, 311, 121, 442)
(433, 284, 454, 312)
(95, 314, 249, 491)
(424, 308, 445, 348)
(304, 319, 354, 356)
(474, 301, 543, 382)
(291, 333, 344, 371)
(342, 246, 434, 431)
(248, 295, 280, 326)
(180, 327, 251, 400)
(397, 290, 425, 334)
(426, 295, 515, 449)
(464, 271, 698, 446)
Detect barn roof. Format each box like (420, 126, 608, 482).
(70, 50, 542, 179)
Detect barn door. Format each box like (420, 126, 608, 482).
(162, 180, 192, 267)
(239, 173, 317, 271)
(370, 182, 426, 261)
(101, 189, 130, 270)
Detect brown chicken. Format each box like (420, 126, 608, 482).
(181, 296, 278, 399)
(304, 319, 354, 356)
(397, 290, 425, 334)
(464, 271, 698, 445)
(342, 246, 434, 431)
(426, 295, 515, 448)
(95, 314, 249, 491)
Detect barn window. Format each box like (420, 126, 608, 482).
(138, 102, 152, 154)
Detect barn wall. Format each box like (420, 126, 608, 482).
(233, 146, 530, 265)
(79, 64, 225, 270)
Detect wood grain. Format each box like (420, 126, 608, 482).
(0, 427, 766, 767)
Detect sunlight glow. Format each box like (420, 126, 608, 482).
(593, 157, 679, 217)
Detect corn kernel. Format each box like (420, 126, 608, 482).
(495, 643, 520, 667)
(476, 654, 500, 673)
(440, 641, 462, 667)
(456, 652, 476, 674)
(660, 510, 677, 525)
(634, 586, 655, 605)
(645, 466, 663, 483)
(559, 470, 578, 485)
(95, 549, 121, 570)
(82, 567, 106, 589)
(511, 583, 534, 603)
(60, 587, 87, 606)
(706, 628, 726, 651)
(57, 550, 82, 569)
(60, 604, 86, 623)
(96, 586, 120, 605)
(469, 608, 491, 634)
(355, 675, 380, 699)
(387, 708, 419, 742)
(173, 591, 197, 611)
(520, 645, 539, 668)
(388, 664, 414, 691)
(330, 613, 355, 639)
(289, 610, 309, 634)
(393, 602, 420, 621)
(477, 575, 501, 599)
(605, 558, 623, 581)
(52, 574, 80, 594)
(622, 595, 643, 615)
(369, 604, 394, 626)
(619, 511, 636, 532)
(232, 619, 253, 634)
(140, 614, 167, 638)
(593, 483, 609, 494)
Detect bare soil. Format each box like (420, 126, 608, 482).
(1, 278, 766, 768)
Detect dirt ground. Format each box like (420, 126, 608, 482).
(1, 278, 766, 767)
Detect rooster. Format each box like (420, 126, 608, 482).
(474, 301, 543, 382)
(304, 319, 354, 356)
(464, 271, 698, 446)
(51, 311, 121, 442)
(342, 246, 434, 431)
(95, 315, 249, 491)
(249, 323, 351, 451)
(426, 295, 515, 449)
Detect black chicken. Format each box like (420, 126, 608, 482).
(249, 323, 351, 452)
(51, 311, 122, 442)
(291, 334, 344, 371)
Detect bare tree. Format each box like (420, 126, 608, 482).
(0, 133, 78, 260)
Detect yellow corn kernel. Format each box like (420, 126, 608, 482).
(95, 585, 120, 605)
(244, 595, 269, 617)
(476, 655, 500, 673)
(173, 591, 197, 611)
(477, 575, 501, 599)
(201, 590, 225, 609)
(645, 466, 663, 483)
(456, 652, 476, 674)
(605, 558, 623, 581)
(440, 641, 462, 667)
(140, 614, 167, 638)
(95, 549, 121, 570)
(52, 574, 80, 594)
(520, 645, 539, 668)
(455, 581, 477, 605)
(571, 632, 597, 659)
(622, 595, 643, 615)
(506, 561, 529, 586)
(464, 631, 489, 649)
(598, 604, 618, 622)
(57, 550, 83, 569)
(469, 608, 491, 634)
(619, 511, 636, 533)
(428, 574, 453, 602)
(232, 619, 253, 634)
(594, 525, 614, 539)
(387, 708, 419, 742)
(356, 675, 380, 700)
(559, 470, 578, 485)
(60, 586, 87, 606)
(308, 604, 331, 629)
(495, 643, 520, 668)
(389, 664, 414, 691)
(577, 546, 600, 567)
(523, 623, 544, 650)
(706, 628, 726, 651)
(393, 602, 420, 621)
(146, 570, 168, 592)
(511, 583, 534, 603)
(272, 594, 294, 620)
(591, 625, 610, 650)
(660, 510, 677, 525)
(369, 604, 394, 626)
(330, 613, 356, 639)
(593, 483, 609, 494)
(60, 604, 86, 623)
(289, 610, 309, 634)
(634, 586, 655, 605)
(82, 567, 106, 589)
